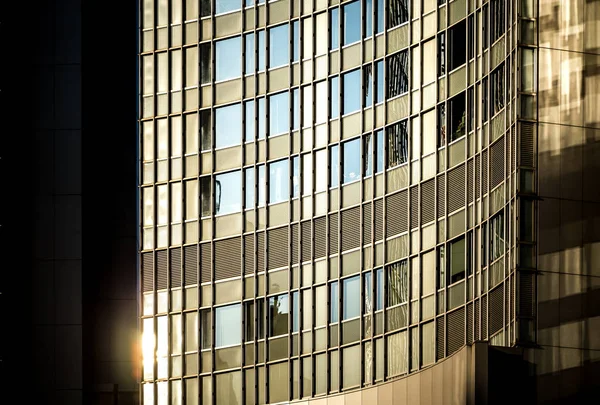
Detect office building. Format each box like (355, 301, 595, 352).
(138, 0, 600, 404)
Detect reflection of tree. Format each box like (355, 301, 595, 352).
(387, 260, 408, 306)
(388, 0, 409, 27)
(269, 294, 288, 337)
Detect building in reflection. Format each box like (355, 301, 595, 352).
(138, 0, 600, 404)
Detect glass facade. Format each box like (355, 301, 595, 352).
(139, 0, 600, 404)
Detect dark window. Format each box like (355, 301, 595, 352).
(448, 92, 466, 142)
(482, 77, 488, 122)
(201, 309, 212, 349)
(386, 260, 408, 307)
(482, 4, 489, 50)
(449, 236, 466, 284)
(200, 176, 211, 217)
(388, 0, 409, 28)
(490, 0, 505, 44)
(375, 268, 383, 310)
(200, 109, 211, 150)
(257, 298, 265, 339)
(386, 51, 409, 98)
(245, 301, 254, 341)
(375, 129, 384, 173)
(489, 211, 505, 261)
(467, 87, 474, 132)
(468, 15, 475, 60)
(490, 63, 505, 116)
(481, 222, 487, 268)
(448, 21, 466, 71)
(200, 42, 211, 84)
(386, 120, 408, 167)
(438, 104, 446, 147)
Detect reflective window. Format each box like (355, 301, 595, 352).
(292, 291, 299, 332)
(364, 134, 373, 177)
(215, 0, 241, 15)
(490, 63, 505, 116)
(388, 0, 409, 28)
(258, 97, 266, 139)
(215, 171, 242, 215)
(292, 88, 300, 130)
(269, 24, 289, 68)
(422, 251, 435, 296)
(490, 0, 504, 44)
(316, 13, 328, 56)
(292, 156, 300, 198)
(315, 149, 327, 192)
(292, 20, 300, 62)
(245, 167, 254, 209)
(269, 294, 289, 337)
(258, 30, 265, 71)
(201, 177, 211, 217)
(364, 65, 373, 108)
(387, 51, 409, 98)
(342, 276, 360, 320)
(438, 33, 446, 77)
(386, 260, 408, 307)
(258, 164, 266, 207)
(449, 92, 466, 141)
(302, 154, 312, 195)
(269, 92, 289, 136)
(376, 0, 384, 34)
(343, 1, 360, 45)
(364, 272, 372, 312)
(215, 103, 242, 148)
(438, 104, 446, 147)
(448, 20, 466, 71)
(200, 43, 211, 85)
(490, 211, 505, 261)
(200, 109, 211, 151)
(245, 302, 254, 341)
(200, 0, 210, 17)
(330, 145, 339, 188)
(215, 304, 242, 348)
(245, 100, 255, 142)
(245, 33, 255, 74)
(423, 39, 436, 84)
(343, 138, 360, 184)
(269, 159, 289, 204)
(316, 81, 328, 124)
(343, 69, 361, 114)
(216, 36, 241, 81)
(386, 120, 409, 167)
(365, 0, 372, 38)
(449, 236, 466, 284)
(201, 309, 212, 349)
(330, 8, 339, 51)
(437, 246, 445, 289)
(375, 268, 383, 310)
(375, 60, 384, 103)
(330, 281, 339, 322)
(375, 129, 384, 173)
(330, 76, 340, 118)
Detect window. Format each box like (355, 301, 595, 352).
(386, 260, 408, 306)
(245, 33, 254, 74)
(467, 87, 474, 132)
(342, 138, 360, 184)
(200, 0, 211, 17)
(490, 0, 504, 44)
(257, 298, 265, 339)
(269, 294, 289, 337)
(343, 1, 360, 45)
(376, 0, 384, 33)
(330, 7, 339, 50)
(302, 154, 312, 195)
(365, 0, 372, 38)
(386, 120, 408, 168)
(388, 0, 409, 28)
(215, 170, 242, 215)
(330, 282, 339, 322)
(375, 60, 384, 103)
(448, 92, 466, 142)
(258, 164, 265, 207)
(364, 65, 373, 108)
(292, 20, 299, 62)
(330, 76, 340, 118)
(490, 64, 505, 116)
(292, 156, 300, 198)
(185, 47, 198, 88)
(342, 276, 360, 320)
(269, 159, 289, 204)
(292, 88, 300, 130)
(342, 69, 361, 114)
(481, 222, 487, 268)
(375, 268, 383, 310)
(245, 100, 255, 142)
(364, 272, 372, 313)
(375, 130, 384, 173)
(215, 304, 241, 347)
(316, 13, 328, 56)
(437, 246, 445, 289)
(330, 145, 339, 188)
(258, 30, 265, 71)
(316, 81, 328, 124)
(422, 39, 436, 85)
(292, 291, 299, 332)
(482, 77, 488, 122)
(490, 211, 504, 261)
(215, 0, 241, 15)
(200, 109, 211, 151)
(448, 21, 466, 72)
(437, 33, 445, 77)
(422, 250, 435, 296)
(216, 36, 241, 81)
(364, 134, 373, 177)
(258, 97, 266, 139)
(449, 236, 466, 284)
(315, 149, 327, 192)
(200, 176, 211, 217)
(269, 91, 289, 136)
(200, 43, 211, 84)
(438, 104, 446, 147)
(468, 15, 475, 61)
(184, 180, 197, 221)
(245, 301, 254, 341)
(269, 24, 289, 68)
(245, 167, 254, 209)
(215, 103, 242, 148)
(201, 309, 212, 349)
(386, 51, 409, 98)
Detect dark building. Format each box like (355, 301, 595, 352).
(0, 1, 138, 404)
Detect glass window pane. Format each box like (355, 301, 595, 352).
(364, 134, 373, 177)
(215, 170, 242, 215)
(269, 24, 289, 68)
(376, 0, 384, 33)
(200, 43, 211, 84)
(302, 17, 313, 58)
(172, 182, 182, 223)
(292, 20, 300, 62)
(316, 13, 328, 56)
(292, 88, 300, 130)
(387, 51, 409, 98)
(215, 0, 241, 15)
(185, 47, 198, 87)
(388, 0, 409, 28)
(315, 286, 327, 326)
(269, 159, 289, 204)
(422, 250, 435, 296)
(216, 371, 242, 405)
(245, 167, 255, 209)
(185, 113, 198, 155)
(258, 97, 266, 139)
(330, 281, 339, 322)
(269, 294, 289, 336)
(330, 76, 340, 118)
(342, 345, 361, 388)
(269, 92, 289, 136)
(316, 81, 328, 124)
(245, 302, 254, 341)
(185, 180, 197, 220)
(245, 100, 255, 142)
(342, 276, 360, 320)
(292, 291, 299, 332)
(343, 1, 360, 45)
(343, 69, 361, 114)
(315, 149, 327, 192)
(201, 309, 211, 349)
(386, 260, 408, 306)
(423, 40, 436, 84)
(421, 322, 435, 365)
(386, 120, 408, 167)
(422, 109, 436, 156)
(258, 164, 266, 207)
(387, 331, 407, 376)
(449, 237, 466, 284)
(292, 156, 300, 198)
(448, 21, 466, 71)
(343, 138, 360, 184)
(258, 30, 265, 71)
(216, 36, 241, 81)
(245, 33, 255, 74)
(364, 272, 372, 313)
(185, 312, 198, 350)
(375, 130, 384, 173)
(215, 304, 242, 347)
(303, 86, 313, 127)
(215, 103, 242, 148)
(365, 0, 372, 38)
(330, 8, 339, 51)
(375, 268, 383, 310)
(375, 60, 384, 103)
(200, 109, 211, 151)
(302, 154, 312, 195)
(200, 177, 212, 217)
(172, 50, 182, 91)
(330, 145, 339, 188)
(364, 65, 373, 108)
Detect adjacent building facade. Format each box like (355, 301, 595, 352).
(138, 0, 600, 404)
